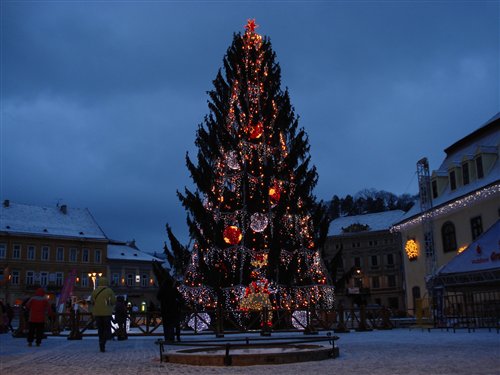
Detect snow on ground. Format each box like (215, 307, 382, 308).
(0, 329, 499, 375)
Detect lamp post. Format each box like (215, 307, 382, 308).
(88, 272, 102, 290)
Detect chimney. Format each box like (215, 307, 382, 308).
(60, 204, 67, 214)
(3, 200, 9, 207)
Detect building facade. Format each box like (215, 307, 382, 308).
(392, 113, 500, 314)
(0, 201, 108, 305)
(0, 201, 163, 308)
(323, 210, 406, 312)
(107, 240, 163, 309)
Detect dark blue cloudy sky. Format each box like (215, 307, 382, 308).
(1, 1, 499, 252)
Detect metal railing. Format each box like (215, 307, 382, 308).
(10, 305, 396, 339)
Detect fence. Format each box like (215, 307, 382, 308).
(11, 305, 395, 339)
(433, 290, 500, 329)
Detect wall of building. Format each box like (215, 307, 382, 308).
(0, 234, 107, 304)
(323, 229, 406, 313)
(400, 193, 500, 313)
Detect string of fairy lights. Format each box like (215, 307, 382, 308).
(391, 183, 500, 233)
(180, 20, 334, 313)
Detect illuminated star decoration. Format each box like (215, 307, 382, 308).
(245, 19, 258, 33)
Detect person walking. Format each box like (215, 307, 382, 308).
(90, 276, 116, 352)
(26, 288, 50, 347)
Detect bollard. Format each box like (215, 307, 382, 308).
(334, 305, 349, 333)
(260, 307, 272, 336)
(224, 343, 232, 366)
(380, 307, 393, 330)
(355, 305, 371, 332)
(216, 306, 224, 338)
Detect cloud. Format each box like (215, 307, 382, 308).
(1, 2, 498, 250)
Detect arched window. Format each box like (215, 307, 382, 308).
(442, 221, 457, 253)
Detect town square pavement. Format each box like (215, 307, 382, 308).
(1, 329, 499, 374)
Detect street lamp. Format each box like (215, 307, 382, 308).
(88, 272, 103, 290)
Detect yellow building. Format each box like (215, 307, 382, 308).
(392, 113, 500, 314)
(0, 201, 108, 305)
(0, 201, 163, 308)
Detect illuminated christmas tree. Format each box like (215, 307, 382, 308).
(173, 20, 334, 312)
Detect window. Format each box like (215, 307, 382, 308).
(56, 247, 64, 262)
(372, 276, 380, 289)
(141, 274, 149, 287)
(126, 274, 134, 287)
(471, 216, 483, 240)
(41, 246, 50, 261)
(95, 249, 102, 264)
(432, 180, 438, 198)
(0, 243, 6, 259)
(55, 272, 63, 286)
(70, 248, 77, 262)
(354, 257, 361, 268)
(81, 274, 89, 288)
(449, 170, 456, 190)
(112, 273, 120, 286)
(82, 248, 89, 262)
(387, 253, 394, 265)
(13, 244, 21, 259)
(26, 271, 35, 285)
(27, 245, 36, 260)
(11, 270, 19, 285)
(370, 255, 378, 267)
(40, 272, 49, 286)
(462, 162, 470, 185)
(442, 221, 457, 253)
(476, 156, 484, 179)
(387, 275, 397, 288)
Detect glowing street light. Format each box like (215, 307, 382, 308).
(88, 272, 103, 290)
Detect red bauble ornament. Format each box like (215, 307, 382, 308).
(249, 122, 263, 140)
(223, 225, 243, 245)
(269, 184, 281, 204)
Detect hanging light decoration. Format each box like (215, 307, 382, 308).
(223, 225, 243, 245)
(226, 151, 240, 170)
(269, 183, 281, 204)
(405, 239, 419, 261)
(250, 213, 269, 232)
(249, 121, 264, 140)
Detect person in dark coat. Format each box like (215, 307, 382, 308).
(114, 296, 128, 340)
(157, 278, 183, 342)
(26, 288, 50, 346)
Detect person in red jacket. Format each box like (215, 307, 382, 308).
(26, 288, 50, 347)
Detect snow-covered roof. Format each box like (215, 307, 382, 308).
(0, 201, 107, 240)
(436, 220, 500, 275)
(328, 210, 405, 236)
(395, 113, 500, 225)
(107, 242, 164, 262)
